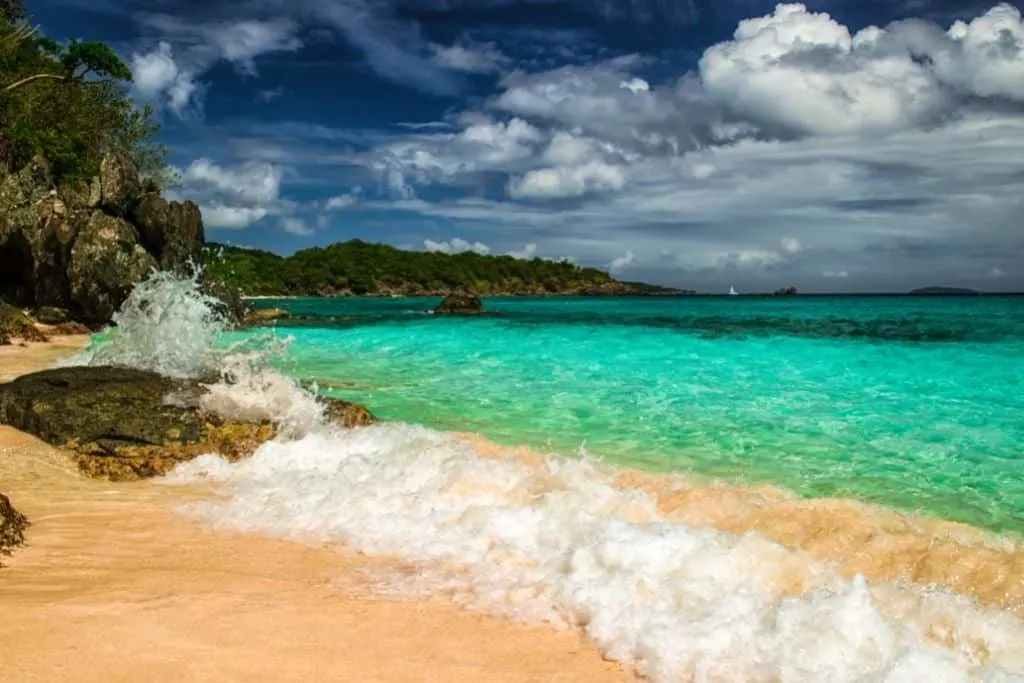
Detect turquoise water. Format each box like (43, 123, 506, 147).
(238, 296, 1024, 532)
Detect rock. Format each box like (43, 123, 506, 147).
(98, 153, 140, 217)
(34, 306, 69, 324)
(322, 397, 376, 428)
(243, 308, 291, 326)
(434, 292, 484, 315)
(0, 492, 28, 562)
(131, 193, 205, 271)
(0, 154, 207, 323)
(0, 302, 48, 344)
(0, 366, 375, 480)
(68, 212, 156, 323)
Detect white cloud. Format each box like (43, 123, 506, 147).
(169, 158, 285, 231)
(430, 41, 508, 73)
(325, 193, 360, 210)
(509, 161, 627, 199)
(180, 159, 282, 204)
(937, 4, 1024, 101)
(130, 42, 201, 116)
(823, 269, 850, 278)
(130, 18, 301, 116)
(990, 266, 1006, 278)
(424, 238, 491, 255)
(200, 18, 301, 74)
(609, 249, 637, 274)
(281, 217, 313, 236)
(200, 205, 269, 230)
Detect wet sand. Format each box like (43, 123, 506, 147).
(0, 339, 630, 683)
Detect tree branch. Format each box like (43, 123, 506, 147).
(2, 72, 67, 93)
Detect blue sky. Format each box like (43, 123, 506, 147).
(28, 0, 1024, 292)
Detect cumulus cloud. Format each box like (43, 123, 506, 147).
(170, 158, 285, 230)
(325, 192, 360, 210)
(130, 42, 202, 116)
(424, 237, 492, 255)
(609, 249, 638, 274)
(509, 161, 627, 198)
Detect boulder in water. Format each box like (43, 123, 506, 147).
(0, 492, 28, 563)
(322, 396, 376, 428)
(0, 366, 375, 480)
(434, 292, 484, 315)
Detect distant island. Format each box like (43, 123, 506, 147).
(909, 287, 981, 296)
(203, 241, 692, 297)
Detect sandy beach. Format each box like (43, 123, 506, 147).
(0, 339, 630, 683)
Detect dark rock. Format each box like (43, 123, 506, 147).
(68, 212, 156, 323)
(49, 321, 92, 336)
(0, 366, 375, 480)
(131, 193, 205, 271)
(0, 492, 28, 563)
(0, 302, 48, 344)
(98, 153, 140, 217)
(773, 287, 798, 296)
(0, 153, 207, 323)
(434, 292, 484, 315)
(201, 278, 251, 328)
(34, 306, 69, 324)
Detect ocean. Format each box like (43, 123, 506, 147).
(241, 294, 1024, 533)
(71, 278, 1024, 682)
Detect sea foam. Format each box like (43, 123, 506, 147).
(83, 271, 1024, 682)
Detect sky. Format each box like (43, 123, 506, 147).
(27, 0, 1024, 292)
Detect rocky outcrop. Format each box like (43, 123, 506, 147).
(0, 366, 375, 481)
(0, 302, 48, 344)
(435, 293, 484, 315)
(0, 154, 207, 323)
(0, 492, 28, 562)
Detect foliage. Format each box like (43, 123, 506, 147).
(202, 240, 636, 297)
(0, 0, 167, 185)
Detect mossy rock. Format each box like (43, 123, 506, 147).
(0, 366, 374, 481)
(0, 302, 48, 344)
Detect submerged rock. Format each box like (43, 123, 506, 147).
(0, 366, 375, 481)
(0, 492, 28, 562)
(243, 308, 291, 326)
(434, 292, 484, 315)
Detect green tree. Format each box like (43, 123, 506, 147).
(0, 0, 167, 185)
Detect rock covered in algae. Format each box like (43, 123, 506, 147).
(0, 366, 375, 481)
(0, 302, 48, 344)
(434, 292, 484, 315)
(0, 492, 28, 563)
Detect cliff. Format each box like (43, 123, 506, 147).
(0, 154, 205, 323)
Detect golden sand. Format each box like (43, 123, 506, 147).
(0, 337, 630, 683)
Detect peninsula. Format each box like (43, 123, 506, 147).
(203, 241, 691, 297)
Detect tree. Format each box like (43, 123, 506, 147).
(1, 1, 165, 185)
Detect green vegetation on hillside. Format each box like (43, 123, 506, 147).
(202, 241, 670, 296)
(0, 0, 168, 185)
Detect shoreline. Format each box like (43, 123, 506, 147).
(0, 338, 630, 682)
(6, 337, 1023, 614)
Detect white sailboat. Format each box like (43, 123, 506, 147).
(728, 286, 739, 296)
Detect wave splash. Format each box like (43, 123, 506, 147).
(77, 271, 1024, 682)
(166, 426, 1024, 682)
